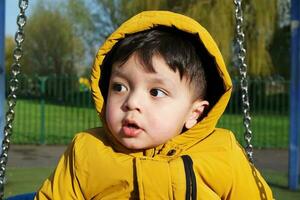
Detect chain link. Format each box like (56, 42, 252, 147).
(0, 0, 29, 198)
(278, 0, 291, 28)
(233, 0, 254, 163)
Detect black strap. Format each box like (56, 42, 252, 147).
(182, 155, 197, 200)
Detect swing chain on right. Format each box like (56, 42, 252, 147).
(233, 0, 254, 163)
(0, 0, 29, 198)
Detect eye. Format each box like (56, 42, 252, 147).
(150, 88, 167, 97)
(112, 83, 127, 92)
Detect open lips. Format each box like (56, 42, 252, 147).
(122, 120, 143, 137)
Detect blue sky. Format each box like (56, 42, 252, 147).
(5, 0, 37, 36)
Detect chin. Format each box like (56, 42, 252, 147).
(119, 139, 142, 150)
(121, 140, 155, 150)
(123, 143, 145, 150)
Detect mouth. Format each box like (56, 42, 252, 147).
(122, 120, 142, 137)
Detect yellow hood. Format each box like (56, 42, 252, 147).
(91, 11, 232, 153)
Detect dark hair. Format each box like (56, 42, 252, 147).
(100, 26, 223, 108)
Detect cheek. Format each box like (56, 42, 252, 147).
(105, 98, 119, 127)
(156, 101, 190, 125)
(148, 105, 186, 130)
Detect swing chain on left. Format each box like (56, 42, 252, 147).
(0, 0, 29, 199)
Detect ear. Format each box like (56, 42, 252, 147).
(185, 100, 209, 129)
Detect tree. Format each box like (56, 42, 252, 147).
(4, 36, 14, 74)
(66, 0, 278, 77)
(22, 1, 84, 76)
(63, 0, 96, 65)
(243, 0, 277, 76)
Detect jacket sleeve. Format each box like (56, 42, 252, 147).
(34, 135, 85, 200)
(226, 132, 274, 200)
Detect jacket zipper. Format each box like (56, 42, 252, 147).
(182, 155, 197, 200)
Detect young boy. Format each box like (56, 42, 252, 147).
(35, 11, 273, 199)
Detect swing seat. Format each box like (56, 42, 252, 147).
(6, 192, 36, 200)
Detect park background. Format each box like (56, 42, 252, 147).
(1, 0, 300, 199)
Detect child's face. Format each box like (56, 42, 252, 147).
(105, 53, 208, 150)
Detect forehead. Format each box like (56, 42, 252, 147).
(111, 54, 184, 82)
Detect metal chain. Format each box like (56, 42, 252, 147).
(277, 0, 291, 28)
(233, 0, 254, 163)
(0, 0, 29, 198)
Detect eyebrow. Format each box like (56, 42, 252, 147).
(110, 69, 127, 79)
(111, 68, 175, 87)
(110, 66, 137, 81)
(148, 76, 175, 88)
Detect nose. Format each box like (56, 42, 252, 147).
(122, 91, 142, 112)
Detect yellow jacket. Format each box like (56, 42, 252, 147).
(35, 11, 273, 200)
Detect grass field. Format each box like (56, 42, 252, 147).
(4, 167, 300, 199)
(4, 167, 53, 197)
(12, 99, 101, 144)
(11, 99, 289, 148)
(263, 170, 300, 199)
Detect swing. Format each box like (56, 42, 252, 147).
(0, 0, 253, 199)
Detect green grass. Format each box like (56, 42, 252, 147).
(12, 99, 101, 144)
(262, 170, 300, 199)
(4, 167, 54, 198)
(218, 113, 289, 148)
(10, 99, 289, 148)
(4, 168, 300, 199)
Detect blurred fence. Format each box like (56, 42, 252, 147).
(219, 77, 289, 148)
(5, 74, 290, 148)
